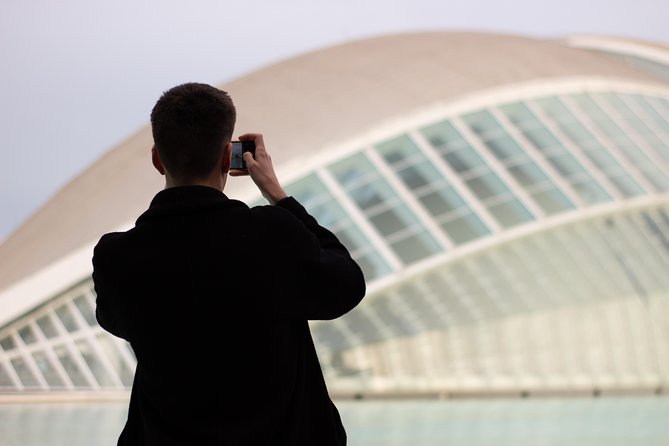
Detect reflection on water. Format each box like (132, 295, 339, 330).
(0, 397, 667, 446)
(338, 397, 669, 446)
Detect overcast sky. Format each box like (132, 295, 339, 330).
(1, 0, 668, 241)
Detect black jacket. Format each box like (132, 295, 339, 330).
(92, 185, 366, 445)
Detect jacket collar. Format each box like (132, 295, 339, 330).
(136, 185, 245, 226)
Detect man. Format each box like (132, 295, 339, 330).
(92, 82, 366, 445)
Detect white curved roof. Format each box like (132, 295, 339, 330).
(0, 31, 665, 292)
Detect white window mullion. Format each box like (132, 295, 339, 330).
(645, 96, 669, 133)
(524, 101, 625, 201)
(618, 95, 669, 166)
(48, 311, 100, 389)
(30, 319, 75, 389)
(590, 94, 669, 178)
(363, 146, 454, 250)
(12, 332, 49, 390)
(489, 108, 585, 208)
(66, 301, 124, 388)
(2, 342, 25, 390)
(450, 116, 546, 219)
(317, 168, 404, 271)
(560, 96, 656, 193)
(409, 129, 503, 233)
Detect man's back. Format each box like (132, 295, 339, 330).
(93, 186, 365, 445)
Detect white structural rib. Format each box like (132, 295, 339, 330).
(450, 116, 545, 219)
(316, 168, 404, 271)
(488, 107, 586, 208)
(408, 129, 503, 233)
(560, 95, 656, 193)
(363, 146, 454, 250)
(524, 100, 626, 201)
(591, 94, 669, 181)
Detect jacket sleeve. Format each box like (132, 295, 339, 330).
(256, 196, 366, 320)
(92, 235, 130, 340)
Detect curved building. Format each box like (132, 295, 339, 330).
(1, 32, 669, 397)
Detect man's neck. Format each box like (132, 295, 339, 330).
(164, 173, 227, 192)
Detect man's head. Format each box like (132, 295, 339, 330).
(150, 83, 236, 183)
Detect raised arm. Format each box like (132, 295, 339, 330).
(233, 133, 366, 319)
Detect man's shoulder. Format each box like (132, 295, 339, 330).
(248, 202, 304, 229)
(93, 231, 130, 257)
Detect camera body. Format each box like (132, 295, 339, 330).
(230, 141, 256, 170)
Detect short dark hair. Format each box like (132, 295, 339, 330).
(150, 83, 236, 180)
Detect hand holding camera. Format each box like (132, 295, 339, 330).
(229, 133, 287, 205)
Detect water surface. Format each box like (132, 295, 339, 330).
(1, 397, 667, 446)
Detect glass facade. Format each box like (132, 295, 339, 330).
(0, 283, 135, 390)
(316, 204, 669, 392)
(2, 89, 669, 394)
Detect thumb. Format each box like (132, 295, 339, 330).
(243, 151, 255, 166)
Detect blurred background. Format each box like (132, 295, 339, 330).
(2, 1, 669, 445)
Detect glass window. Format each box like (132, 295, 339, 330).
(487, 199, 533, 228)
(535, 97, 574, 121)
(600, 92, 636, 118)
(36, 315, 59, 339)
(441, 214, 490, 244)
(55, 304, 80, 332)
(54, 345, 89, 387)
(609, 175, 645, 197)
(97, 334, 134, 387)
(571, 93, 608, 118)
(284, 174, 329, 206)
(500, 99, 614, 206)
(530, 188, 575, 215)
(499, 102, 537, 127)
(390, 233, 441, 265)
(348, 179, 390, 210)
(368, 207, 417, 237)
(585, 93, 669, 192)
(507, 162, 550, 187)
(396, 163, 436, 189)
(463, 110, 505, 139)
(571, 179, 611, 205)
(375, 139, 492, 244)
(633, 95, 669, 134)
(10, 356, 40, 387)
(32, 351, 65, 388)
(0, 363, 16, 388)
(329, 153, 442, 264)
(74, 294, 97, 326)
(465, 173, 510, 200)
(375, 134, 424, 167)
(0, 336, 16, 351)
(483, 135, 525, 160)
(420, 120, 467, 151)
(586, 149, 619, 169)
(443, 147, 486, 173)
(18, 325, 37, 345)
(353, 252, 392, 281)
(309, 200, 343, 228)
(596, 115, 636, 146)
(639, 168, 669, 192)
(328, 153, 375, 189)
(285, 173, 392, 281)
(76, 339, 115, 387)
(557, 120, 596, 145)
(547, 153, 586, 177)
(522, 127, 562, 152)
(536, 95, 651, 198)
(419, 188, 467, 217)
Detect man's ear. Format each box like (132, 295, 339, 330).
(221, 142, 232, 174)
(151, 146, 165, 175)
